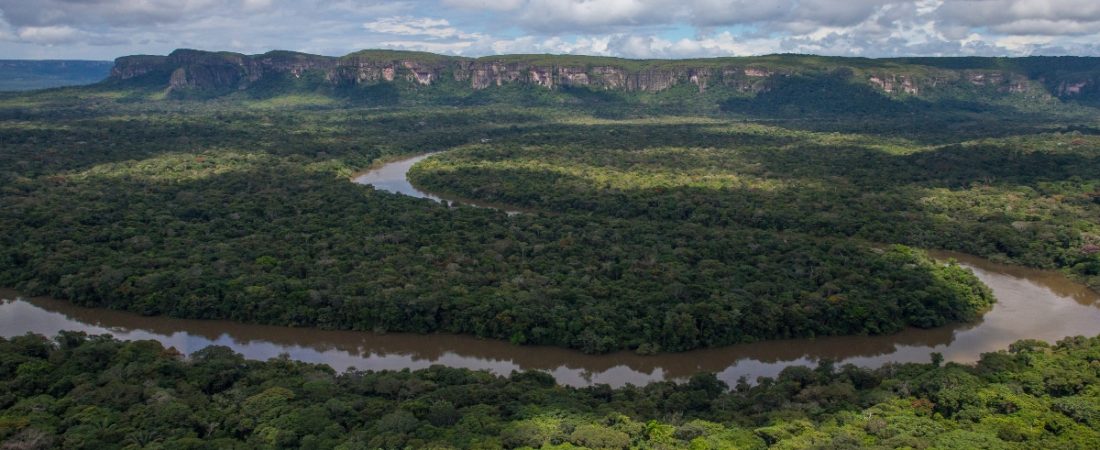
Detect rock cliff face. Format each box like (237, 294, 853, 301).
(106, 49, 778, 95)
(110, 55, 168, 80)
(108, 49, 1100, 101)
(868, 74, 920, 95)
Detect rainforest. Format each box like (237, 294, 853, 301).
(2, 49, 1100, 448)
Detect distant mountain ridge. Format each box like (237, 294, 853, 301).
(0, 60, 113, 91)
(102, 49, 1100, 110)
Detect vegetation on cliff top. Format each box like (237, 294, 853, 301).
(93, 49, 1100, 111)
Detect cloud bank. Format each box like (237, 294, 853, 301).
(3, 0, 1100, 59)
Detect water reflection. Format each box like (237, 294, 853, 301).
(3, 254, 1098, 387)
(352, 154, 444, 200)
(351, 153, 525, 215)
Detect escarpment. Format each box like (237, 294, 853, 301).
(114, 49, 770, 94)
(108, 49, 1100, 103)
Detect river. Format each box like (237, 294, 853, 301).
(353, 154, 443, 200)
(3, 256, 1098, 387)
(353, 153, 525, 214)
(1, 154, 1098, 388)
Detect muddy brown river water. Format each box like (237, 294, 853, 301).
(3, 254, 1099, 387)
(2, 154, 1098, 387)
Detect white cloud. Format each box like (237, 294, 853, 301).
(441, 0, 524, 11)
(0, 0, 223, 27)
(2, 24, 126, 47)
(378, 39, 477, 53)
(992, 34, 1055, 53)
(477, 35, 614, 56)
(935, 0, 1100, 34)
(599, 31, 781, 58)
(14, 25, 83, 45)
(518, 0, 677, 32)
(364, 16, 482, 40)
(241, 0, 275, 12)
(988, 19, 1100, 36)
(4, 0, 1100, 59)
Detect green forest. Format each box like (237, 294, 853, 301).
(3, 51, 1100, 448)
(0, 101, 1001, 353)
(408, 119, 1100, 291)
(3, 332, 1100, 449)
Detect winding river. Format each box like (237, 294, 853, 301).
(1, 153, 1098, 388)
(353, 153, 524, 214)
(353, 154, 444, 201)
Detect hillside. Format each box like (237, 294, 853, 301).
(99, 49, 1100, 112)
(0, 60, 113, 91)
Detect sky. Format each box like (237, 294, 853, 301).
(3, 0, 1100, 60)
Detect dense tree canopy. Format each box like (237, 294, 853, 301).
(0, 96, 1008, 353)
(2, 332, 1100, 449)
(410, 120, 1100, 292)
(2, 55, 1100, 448)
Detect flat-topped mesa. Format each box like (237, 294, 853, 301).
(110, 55, 168, 80)
(106, 49, 1100, 100)
(105, 49, 778, 94)
(325, 54, 741, 93)
(451, 62, 725, 92)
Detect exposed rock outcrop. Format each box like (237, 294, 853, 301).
(868, 74, 919, 95)
(107, 49, 1100, 102)
(1057, 79, 1092, 96)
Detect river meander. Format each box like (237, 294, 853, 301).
(3, 256, 1098, 387)
(353, 153, 525, 214)
(1, 154, 1097, 388)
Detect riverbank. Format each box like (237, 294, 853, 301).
(4, 253, 1097, 387)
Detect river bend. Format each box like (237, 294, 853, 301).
(1, 154, 1096, 388)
